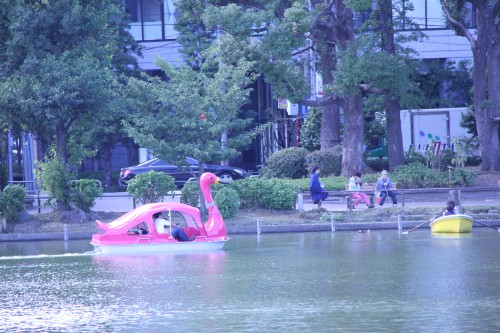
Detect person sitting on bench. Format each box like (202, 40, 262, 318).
(309, 166, 328, 208)
(348, 172, 374, 209)
(375, 170, 398, 207)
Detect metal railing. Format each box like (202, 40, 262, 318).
(8, 180, 104, 214)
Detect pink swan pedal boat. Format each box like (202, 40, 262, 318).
(91, 173, 230, 255)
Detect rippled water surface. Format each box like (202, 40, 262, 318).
(1, 229, 500, 332)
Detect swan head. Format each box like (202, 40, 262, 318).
(200, 172, 219, 187)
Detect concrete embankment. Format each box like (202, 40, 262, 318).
(2, 189, 499, 242)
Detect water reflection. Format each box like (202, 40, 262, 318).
(1, 230, 500, 332)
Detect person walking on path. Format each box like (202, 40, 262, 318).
(375, 170, 398, 207)
(348, 172, 374, 209)
(309, 166, 328, 208)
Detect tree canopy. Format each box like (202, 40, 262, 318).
(123, 54, 260, 171)
(0, 0, 141, 205)
(172, 0, 423, 175)
(0, 0, 139, 163)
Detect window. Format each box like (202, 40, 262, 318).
(401, 0, 475, 30)
(124, 0, 179, 41)
(128, 222, 149, 235)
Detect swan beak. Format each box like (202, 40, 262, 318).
(216, 177, 231, 185)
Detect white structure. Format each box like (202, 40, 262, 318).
(400, 108, 471, 153)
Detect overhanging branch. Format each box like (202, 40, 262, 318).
(291, 46, 313, 56)
(440, 0, 476, 49)
(493, 1, 500, 26)
(359, 84, 387, 95)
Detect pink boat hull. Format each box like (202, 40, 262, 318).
(93, 238, 227, 255)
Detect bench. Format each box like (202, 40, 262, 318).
(345, 183, 398, 210)
(296, 184, 398, 211)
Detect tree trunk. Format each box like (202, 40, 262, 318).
(315, 28, 341, 149)
(473, 5, 500, 171)
(56, 122, 68, 166)
(321, 103, 341, 149)
(101, 141, 113, 188)
(386, 98, 405, 170)
(379, 0, 405, 170)
(55, 122, 70, 211)
(487, 30, 500, 149)
(341, 94, 365, 176)
(441, 0, 500, 170)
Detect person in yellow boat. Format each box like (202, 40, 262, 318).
(444, 200, 456, 215)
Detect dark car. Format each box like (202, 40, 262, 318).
(119, 157, 249, 187)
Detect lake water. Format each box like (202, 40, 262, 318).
(1, 229, 500, 332)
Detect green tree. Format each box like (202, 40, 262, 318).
(34, 149, 75, 211)
(414, 59, 473, 109)
(440, 0, 500, 171)
(174, 0, 422, 176)
(124, 54, 260, 212)
(125, 57, 258, 165)
(0, 0, 140, 188)
(300, 107, 322, 151)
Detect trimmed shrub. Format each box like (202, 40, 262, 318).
(288, 176, 348, 191)
(34, 149, 75, 210)
(180, 181, 200, 207)
(305, 146, 343, 176)
(365, 158, 389, 172)
(230, 177, 263, 208)
(232, 177, 297, 210)
(261, 179, 297, 210)
(435, 168, 475, 187)
(393, 162, 437, 188)
(214, 186, 240, 218)
(126, 171, 176, 205)
(432, 149, 454, 171)
(70, 179, 103, 212)
(361, 173, 379, 184)
(404, 147, 426, 164)
(0, 185, 26, 222)
(260, 147, 308, 179)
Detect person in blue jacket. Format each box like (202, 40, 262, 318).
(310, 166, 328, 208)
(375, 170, 398, 207)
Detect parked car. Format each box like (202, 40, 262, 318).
(119, 157, 249, 187)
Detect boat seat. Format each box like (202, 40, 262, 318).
(182, 227, 199, 239)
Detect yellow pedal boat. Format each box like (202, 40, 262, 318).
(429, 214, 474, 233)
